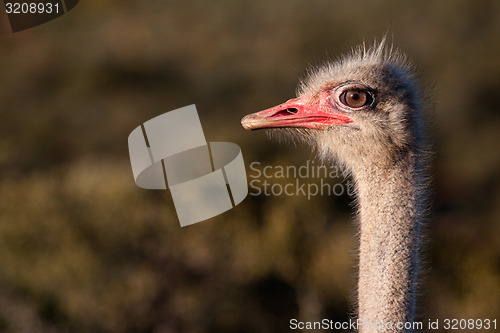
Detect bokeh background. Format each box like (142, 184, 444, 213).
(1, 1, 499, 332)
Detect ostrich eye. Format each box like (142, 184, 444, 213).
(339, 90, 372, 109)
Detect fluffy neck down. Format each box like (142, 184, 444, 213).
(353, 152, 422, 333)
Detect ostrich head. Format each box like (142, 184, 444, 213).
(241, 41, 421, 173)
(241, 40, 427, 329)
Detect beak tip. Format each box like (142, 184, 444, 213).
(241, 115, 254, 130)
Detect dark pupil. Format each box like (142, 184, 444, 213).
(344, 90, 368, 108)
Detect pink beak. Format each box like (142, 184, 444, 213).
(241, 93, 353, 130)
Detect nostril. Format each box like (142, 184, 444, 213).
(271, 108, 299, 117)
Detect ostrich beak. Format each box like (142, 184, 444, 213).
(241, 93, 353, 130)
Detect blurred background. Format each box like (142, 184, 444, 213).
(0, 0, 499, 332)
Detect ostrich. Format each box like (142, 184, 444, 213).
(241, 40, 427, 332)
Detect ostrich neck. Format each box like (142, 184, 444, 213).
(353, 155, 421, 333)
